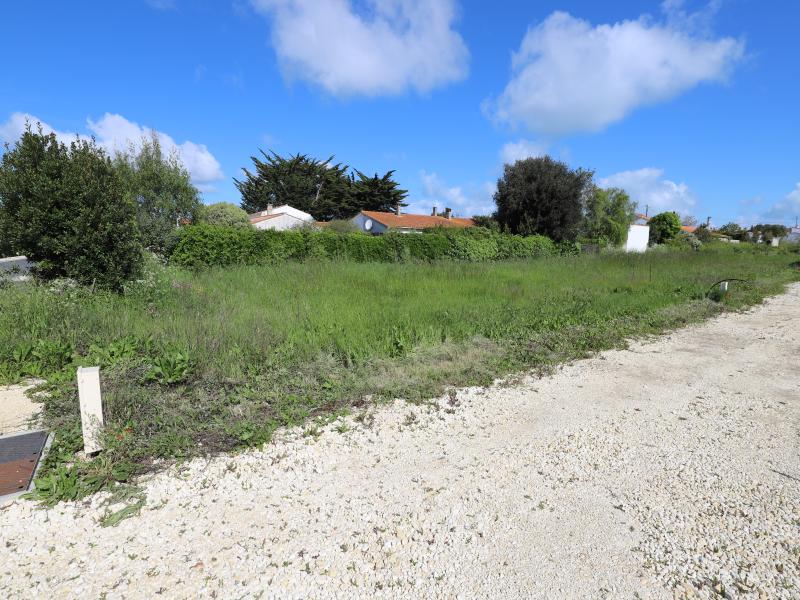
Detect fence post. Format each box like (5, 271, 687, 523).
(77, 366, 104, 455)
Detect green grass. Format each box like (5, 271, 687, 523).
(1, 245, 797, 503)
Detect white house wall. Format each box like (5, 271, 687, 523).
(269, 205, 314, 222)
(253, 213, 308, 231)
(625, 225, 650, 253)
(352, 213, 387, 235)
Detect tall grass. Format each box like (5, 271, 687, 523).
(0, 247, 797, 502)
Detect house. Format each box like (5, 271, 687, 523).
(351, 206, 476, 234)
(249, 204, 314, 231)
(786, 226, 800, 243)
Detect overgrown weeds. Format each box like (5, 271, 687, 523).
(1, 248, 797, 503)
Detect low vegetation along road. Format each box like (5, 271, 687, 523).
(2, 284, 799, 599)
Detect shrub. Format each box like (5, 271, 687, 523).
(0, 127, 142, 290)
(648, 212, 682, 245)
(169, 225, 558, 268)
(196, 202, 251, 228)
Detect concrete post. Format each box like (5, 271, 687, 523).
(77, 366, 104, 455)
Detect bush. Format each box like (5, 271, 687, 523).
(0, 127, 142, 290)
(196, 202, 251, 228)
(648, 212, 682, 245)
(169, 225, 558, 268)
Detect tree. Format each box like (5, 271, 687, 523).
(113, 133, 201, 254)
(681, 214, 698, 227)
(350, 169, 408, 213)
(493, 156, 593, 241)
(0, 126, 142, 289)
(235, 151, 355, 221)
(750, 223, 789, 242)
(582, 186, 637, 246)
(648, 211, 682, 244)
(693, 224, 713, 242)
(196, 202, 251, 228)
(717, 222, 747, 241)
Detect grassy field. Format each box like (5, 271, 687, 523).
(1, 246, 797, 503)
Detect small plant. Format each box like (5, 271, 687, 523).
(145, 351, 193, 384)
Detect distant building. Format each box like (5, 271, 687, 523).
(249, 204, 314, 231)
(625, 225, 649, 252)
(786, 227, 800, 243)
(352, 206, 476, 234)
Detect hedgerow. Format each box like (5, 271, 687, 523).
(169, 225, 560, 268)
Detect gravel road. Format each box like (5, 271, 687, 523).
(1, 284, 798, 599)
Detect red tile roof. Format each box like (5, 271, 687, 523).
(362, 210, 476, 230)
(681, 225, 697, 233)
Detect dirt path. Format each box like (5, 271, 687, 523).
(1, 285, 798, 599)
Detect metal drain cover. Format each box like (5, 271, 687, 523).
(0, 430, 49, 498)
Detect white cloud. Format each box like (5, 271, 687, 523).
(412, 171, 494, 218)
(487, 3, 744, 135)
(499, 139, 548, 165)
(250, 0, 469, 97)
(599, 168, 696, 214)
(0, 112, 223, 184)
(762, 183, 800, 225)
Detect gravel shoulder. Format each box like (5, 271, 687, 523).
(0, 382, 40, 435)
(1, 284, 798, 599)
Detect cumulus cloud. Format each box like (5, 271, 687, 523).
(499, 139, 548, 165)
(762, 183, 800, 224)
(0, 112, 223, 184)
(487, 2, 744, 135)
(250, 0, 469, 96)
(411, 171, 494, 218)
(599, 168, 696, 214)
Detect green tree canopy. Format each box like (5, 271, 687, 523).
(0, 125, 141, 289)
(235, 151, 409, 221)
(235, 151, 354, 220)
(113, 133, 201, 254)
(750, 223, 789, 241)
(196, 202, 251, 228)
(493, 156, 594, 241)
(717, 222, 747, 240)
(582, 186, 637, 246)
(648, 211, 682, 245)
(350, 169, 408, 213)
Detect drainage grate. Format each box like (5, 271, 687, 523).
(0, 430, 49, 497)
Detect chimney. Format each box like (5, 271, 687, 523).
(261, 203, 274, 217)
(395, 202, 401, 216)
(444, 207, 452, 220)
(431, 206, 437, 217)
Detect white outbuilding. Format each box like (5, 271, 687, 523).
(625, 224, 650, 252)
(249, 204, 314, 231)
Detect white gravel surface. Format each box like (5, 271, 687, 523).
(0, 382, 40, 435)
(1, 284, 798, 599)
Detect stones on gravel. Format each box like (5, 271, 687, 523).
(0, 284, 798, 598)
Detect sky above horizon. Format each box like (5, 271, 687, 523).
(2, 0, 798, 227)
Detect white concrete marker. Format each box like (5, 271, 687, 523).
(77, 366, 104, 455)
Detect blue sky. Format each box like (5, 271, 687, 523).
(2, 0, 798, 226)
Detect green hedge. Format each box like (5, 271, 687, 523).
(169, 225, 559, 269)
